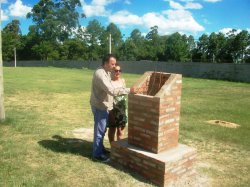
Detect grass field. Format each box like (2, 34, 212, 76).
(0, 67, 249, 187)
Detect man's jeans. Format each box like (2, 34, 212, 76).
(91, 106, 109, 158)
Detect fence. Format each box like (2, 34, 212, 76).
(3, 60, 250, 83)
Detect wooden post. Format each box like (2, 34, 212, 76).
(0, 2, 6, 121)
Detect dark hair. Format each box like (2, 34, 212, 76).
(102, 54, 116, 65)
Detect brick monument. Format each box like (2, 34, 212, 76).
(111, 72, 196, 187)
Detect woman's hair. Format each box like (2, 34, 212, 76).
(102, 54, 116, 65)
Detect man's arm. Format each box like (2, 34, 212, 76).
(96, 70, 135, 96)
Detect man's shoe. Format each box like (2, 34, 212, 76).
(93, 154, 110, 163)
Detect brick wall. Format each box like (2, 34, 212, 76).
(111, 140, 197, 187)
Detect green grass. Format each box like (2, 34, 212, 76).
(0, 67, 250, 187)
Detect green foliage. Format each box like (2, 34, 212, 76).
(32, 41, 60, 60)
(86, 19, 106, 60)
(27, 0, 81, 42)
(106, 23, 123, 55)
(1, 1, 249, 63)
(119, 39, 137, 61)
(165, 32, 190, 62)
(2, 20, 22, 61)
(59, 39, 88, 60)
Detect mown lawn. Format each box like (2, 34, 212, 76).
(0, 67, 249, 187)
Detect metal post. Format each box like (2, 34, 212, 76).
(14, 47, 16, 67)
(109, 34, 111, 54)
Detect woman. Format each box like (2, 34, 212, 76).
(108, 64, 127, 143)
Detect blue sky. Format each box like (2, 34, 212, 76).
(1, 0, 250, 38)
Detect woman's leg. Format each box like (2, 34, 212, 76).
(116, 126, 125, 140)
(108, 127, 116, 143)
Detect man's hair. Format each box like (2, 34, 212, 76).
(102, 54, 116, 65)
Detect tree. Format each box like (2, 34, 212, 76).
(207, 32, 219, 62)
(215, 32, 228, 63)
(18, 25, 41, 60)
(164, 32, 189, 62)
(144, 26, 164, 61)
(129, 29, 146, 60)
(192, 34, 209, 62)
(119, 39, 137, 61)
(2, 20, 22, 61)
(130, 29, 143, 43)
(86, 19, 105, 60)
(231, 30, 250, 63)
(187, 35, 195, 62)
(105, 23, 123, 56)
(0, 3, 5, 120)
(59, 38, 88, 60)
(26, 0, 82, 60)
(32, 41, 60, 60)
(27, 0, 82, 42)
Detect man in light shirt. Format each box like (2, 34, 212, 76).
(90, 54, 135, 162)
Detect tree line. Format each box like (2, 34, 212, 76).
(2, 0, 250, 63)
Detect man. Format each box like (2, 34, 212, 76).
(90, 54, 135, 162)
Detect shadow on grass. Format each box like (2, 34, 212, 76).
(38, 135, 92, 159)
(38, 136, 154, 185)
(109, 162, 156, 186)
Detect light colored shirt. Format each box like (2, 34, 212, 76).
(90, 66, 130, 111)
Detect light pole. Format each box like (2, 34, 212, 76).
(14, 47, 16, 67)
(109, 34, 111, 54)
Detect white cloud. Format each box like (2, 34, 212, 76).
(179, 0, 195, 2)
(160, 9, 204, 34)
(81, 0, 118, 17)
(169, 0, 202, 10)
(109, 10, 142, 25)
(203, 0, 222, 3)
(83, 0, 204, 35)
(169, 1, 184, 9)
(1, 9, 9, 21)
(124, 0, 131, 5)
(0, 0, 8, 3)
(185, 2, 202, 9)
(9, 0, 32, 17)
(219, 28, 241, 35)
(109, 9, 204, 35)
(247, 28, 250, 33)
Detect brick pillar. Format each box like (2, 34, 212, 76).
(111, 72, 196, 187)
(128, 72, 182, 153)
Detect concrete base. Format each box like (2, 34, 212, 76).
(111, 139, 196, 187)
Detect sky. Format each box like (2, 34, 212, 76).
(1, 0, 250, 38)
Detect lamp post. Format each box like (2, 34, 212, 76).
(14, 47, 16, 67)
(109, 34, 111, 54)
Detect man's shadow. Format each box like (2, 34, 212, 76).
(38, 135, 92, 158)
(38, 135, 154, 185)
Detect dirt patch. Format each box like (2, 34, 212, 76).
(165, 171, 211, 187)
(206, 120, 240, 128)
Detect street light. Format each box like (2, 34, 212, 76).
(14, 47, 16, 67)
(109, 34, 111, 54)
